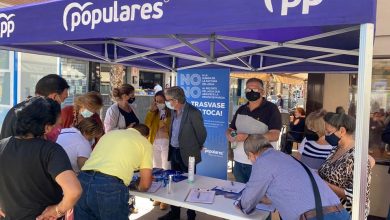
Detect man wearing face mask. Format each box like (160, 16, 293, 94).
(158, 86, 207, 220)
(0, 74, 70, 141)
(226, 78, 281, 183)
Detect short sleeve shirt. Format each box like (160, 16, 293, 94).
(230, 99, 282, 131)
(82, 128, 153, 185)
(56, 128, 92, 172)
(0, 137, 72, 219)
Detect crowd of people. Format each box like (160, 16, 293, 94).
(0, 74, 375, 220)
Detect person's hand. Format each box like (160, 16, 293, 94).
(236, 133, 249, 142)
(0, 208, 5, 218)
(127, 122, 136, 128)
(290, 115, 294, 122)
(150, 102, 158, 112)
(36, 205, 59, 220)
(260, 196, 272, 205)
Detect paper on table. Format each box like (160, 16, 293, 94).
(147, 181, 162, 193)
(185, 188, 215, 204)
(214, 181, 246, 194)
(256, 203, 275, 212)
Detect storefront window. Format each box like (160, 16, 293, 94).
(369, 59, 390, 162)
(0, 50, 12, 128)
(60, 58, 89, 106)
(20, 53, 58, 101)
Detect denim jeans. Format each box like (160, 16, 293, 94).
(74, 172, 130, 220)
(307, 208, 351, 220)
(233, 161, 252, 183)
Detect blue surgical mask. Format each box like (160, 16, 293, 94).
(325, 132, 340, 146)
(165, 101, 174, 110)
(80, 109, 94, 118)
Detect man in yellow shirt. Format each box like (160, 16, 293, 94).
(74, 128, 153, 220)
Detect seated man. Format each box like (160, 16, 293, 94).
(237, 134, 350, 220)
(75, 128, 153, 220)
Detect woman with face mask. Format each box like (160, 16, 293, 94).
(296, 109, 333, 170)
(318, 112, 375, 218)
(104, 84, 139, 132)
(144, 91, 171, 210)
(47, 92, 104, 143)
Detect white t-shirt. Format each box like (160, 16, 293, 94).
(154, 84, 163, 92)
(56, 127, 92, 172)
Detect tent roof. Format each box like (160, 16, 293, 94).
(0, 0, 376, 72)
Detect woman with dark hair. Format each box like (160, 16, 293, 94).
(283, 107, 306, 154)
(104, 84, 139, 132)
(318, 113, 375, 218)
(0, 97, 81, 220)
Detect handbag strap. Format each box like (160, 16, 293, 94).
(293, 157, 324, 220)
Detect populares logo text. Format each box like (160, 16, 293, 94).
(0, 13, 15, 38)
(63, 1, 165, 32)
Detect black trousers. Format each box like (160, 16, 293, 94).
(170, 147, 196, 219)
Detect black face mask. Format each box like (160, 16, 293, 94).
(128, 97, 136, 104)
(245, 90, 261, 102)
(305, 129, 319, 141)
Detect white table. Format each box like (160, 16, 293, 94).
(130, 175, 269, 220)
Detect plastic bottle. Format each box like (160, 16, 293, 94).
(230, 130, 238, 149)
(188, 156, 195, 183)
(167, 175, 173, 194)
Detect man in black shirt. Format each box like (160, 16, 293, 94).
(226, 78, 282, 183)
(0, 74, 69, 140)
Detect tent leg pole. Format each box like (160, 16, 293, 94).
(352, 23, 374, 220)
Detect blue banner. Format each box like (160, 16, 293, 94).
(178, 69, 230, 180)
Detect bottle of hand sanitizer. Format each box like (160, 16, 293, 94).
(188, 156, 195, 183)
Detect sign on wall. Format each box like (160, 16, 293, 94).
(178, 68, 230, 180)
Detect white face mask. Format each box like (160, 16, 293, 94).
(80, 109, 94, 118)
(157, 103, 166, 110)
(165, 101, 174, 110)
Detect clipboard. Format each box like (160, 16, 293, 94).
(185, 188, 216, 204)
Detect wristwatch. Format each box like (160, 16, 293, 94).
(55, 205, 65, 217)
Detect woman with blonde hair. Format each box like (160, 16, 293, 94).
(104, 84, 139, 132)
(46, 91, 104, 142)
(297, 109, 333, 170)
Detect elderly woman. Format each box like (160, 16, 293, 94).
(0, 97, 81, 220)
(238, 134, 348, 220)
(318, 113, 374, 218)
(297, 109, 333, 170)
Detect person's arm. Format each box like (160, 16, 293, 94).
(77, 157, 88, 170)
(36, 170, 82, 220)
(238, 162, 272, 215)
(265, 106, 282, 142)
(144, 110, 155, 128)
(326, 181, 346, 199)
(226, 111, 239, 142)
(137, 168, 153, 191)
(191, 109, 207, 147)
(104, 106, 119, 133)
(0, 208, 5, 218)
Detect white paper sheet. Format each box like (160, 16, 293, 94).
(185, 188, 216, 204)
(236, 114, 269, 134)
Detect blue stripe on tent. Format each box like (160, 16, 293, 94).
(13, 52, 18, 106)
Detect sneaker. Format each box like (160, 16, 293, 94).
(158, 211, 180, 220)
(159, 203, 168, 210)
(153, 201, 161, 206)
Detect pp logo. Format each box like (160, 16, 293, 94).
(265, 0, 322, 16)
(0, 13, 15, 38)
